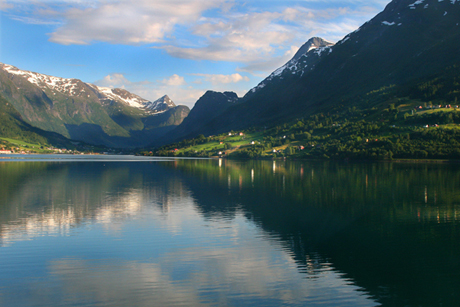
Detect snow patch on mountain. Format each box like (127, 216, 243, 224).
(409, 0, 426, 8)
(314, 46, 333, 56)
(248, 38, 334, 94)
(143, 95, 176, 112)
(382, 21, 396, 25)
(338, 36, 350, 45)
(2, 63, 82, 96)
(95, 86, 150, 108)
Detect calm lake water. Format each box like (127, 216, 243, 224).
(1, 155, 460, 306)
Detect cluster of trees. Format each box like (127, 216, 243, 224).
(144, 108, 460, 160)
(145, 134, 236, 157)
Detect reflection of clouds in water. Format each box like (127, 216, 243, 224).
(0, 208, 78, 246)
(43, 218, 376, 307)
(0, 182, 198, 246)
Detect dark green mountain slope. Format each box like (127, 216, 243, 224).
(176, 0, 460, 137)
(149, 64, 460, 160)
(0, 94, 75, 148)
(158, 91, 239, 144)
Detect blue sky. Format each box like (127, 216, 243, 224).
(0, 0, 389, 108)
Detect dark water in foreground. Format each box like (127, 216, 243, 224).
(1, 155, 460, 306)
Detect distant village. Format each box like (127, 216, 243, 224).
(0, 144, 131, 155)
(0, 147, 76, 154)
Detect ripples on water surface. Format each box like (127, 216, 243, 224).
(1, 155, 460, 306)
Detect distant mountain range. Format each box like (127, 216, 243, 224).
(1, 0, 459, 149)
(0, 63, 189, 147)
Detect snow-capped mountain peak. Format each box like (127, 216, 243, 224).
(2, 63, 85, 97)
(291, 37, 334, 62)
(144, 95, 176, 112)
(246, 37, 334, 96)
(88, 84, 150, 109)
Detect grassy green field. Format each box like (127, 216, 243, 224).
(1, 137, 57, 153)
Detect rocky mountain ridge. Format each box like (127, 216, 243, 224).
(245, 37, 334, 98)
(144, 95, 176, 112)
(1, 63, 173, 113)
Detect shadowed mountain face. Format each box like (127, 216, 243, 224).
(159, 91, 239, 144)
(0, 63, 189, 148)
(0, 95, 73, 148)
(169, 0, 460, 138)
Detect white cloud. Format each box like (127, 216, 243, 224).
(162, 74, 185, 86)
(237, 45, 299, 75)
(193, 73, 249, 85)
(162, 10, 295, 64)
(96, 73, 133, 88)
(0, 1, 14, 10)
(7, 0, 225, 45)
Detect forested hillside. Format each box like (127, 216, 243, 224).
(144, 65, 460, 160)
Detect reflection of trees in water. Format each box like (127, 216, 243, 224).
(170, 159, 460, 307)
(173, 159, 460, 220)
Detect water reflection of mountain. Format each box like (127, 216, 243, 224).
(2, 159, 460, 306)
(169, 159, 460, 307)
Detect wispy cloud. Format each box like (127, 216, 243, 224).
(51, 0, 226, 45)
(162, 10, 296, 63)
(162, 74, 185, 86)
(7, 14, 61, 25)
(95, 73, 135, 88)
(192, 73, 249, 85)
(237, 46, 299, 75)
